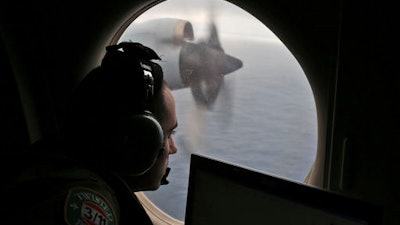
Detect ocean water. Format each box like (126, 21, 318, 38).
(143, 36, 318, 221)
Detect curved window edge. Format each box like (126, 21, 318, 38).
(136, 192, 184, 225)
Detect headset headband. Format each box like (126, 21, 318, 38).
(101, 42, 164, 112)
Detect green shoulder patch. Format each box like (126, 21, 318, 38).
(64, 187, 117, 225)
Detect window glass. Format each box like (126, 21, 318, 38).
(119, 0, 317, 221)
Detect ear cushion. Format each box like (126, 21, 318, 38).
(63, 43, 166, 175)
(112, 113, 164, 175)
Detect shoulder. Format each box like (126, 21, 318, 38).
(3, 158, 120, 225)
(64, 186, 119, 225)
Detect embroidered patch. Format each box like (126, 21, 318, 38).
(65, 187, 117, 225)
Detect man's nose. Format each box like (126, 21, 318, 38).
(169, 137, 178, 154)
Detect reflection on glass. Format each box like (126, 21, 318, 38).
(119, 0, 317, 221)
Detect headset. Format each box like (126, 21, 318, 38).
(66, 42, 165, 176)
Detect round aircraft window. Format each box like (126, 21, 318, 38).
(118, 0, 317, 221)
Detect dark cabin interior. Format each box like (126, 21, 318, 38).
(1, 0, 398, 224)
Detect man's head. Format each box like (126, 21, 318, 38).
(62, 42, 178, 189)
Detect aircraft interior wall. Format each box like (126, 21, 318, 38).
(328, 2, 399, 224)
(0, 35, 30, 153)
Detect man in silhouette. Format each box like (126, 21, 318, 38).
(3, 42, 179, 225)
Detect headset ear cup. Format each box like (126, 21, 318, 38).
(114, 114, 164, 175)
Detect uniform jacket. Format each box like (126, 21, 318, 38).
(2, 150, 153, 225)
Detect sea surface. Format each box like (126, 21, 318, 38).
(142, 36, 318, 221)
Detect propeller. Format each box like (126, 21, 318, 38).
(121, 3, 243, 109)
(176, 3, 242, 155)
(179, 12, 243, 109)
